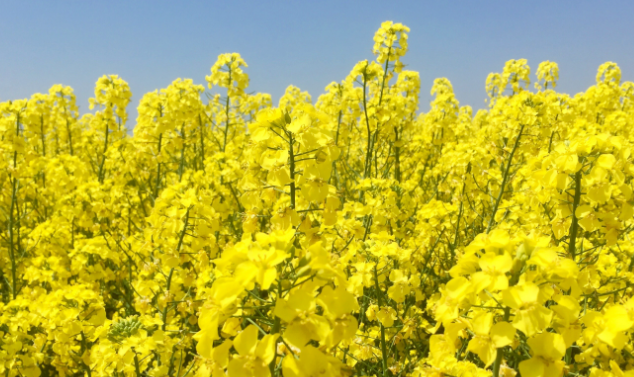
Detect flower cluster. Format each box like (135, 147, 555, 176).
(1, 21, 634, 377)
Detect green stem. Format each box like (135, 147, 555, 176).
(223, 96, 230, 152)
(176, 207, 191, 253)
(451, 182, 466, 260)
(329, 110, 343, 188)
(134, 350, 142, 377)
(335, 110, 342, 146)
(80, 332, 93, 377)
(162, 268, 174, 331)
(8, 178, 18, 300)
(40, 117, 47, 186)
(178, 123, 186, 182)
(487, 124, 524, 234)
(66, 119, 74, 156)
(374, 265, 389, 377)
(492, 307, 510, 377)
(362, 69, 373, 181)
(548, 130, 554, 154)
(162, 208, 190, 330)
(269, 278, 283, 376)
(199, 113, 205, 170)
(378, 47, 391, 106)
(155, 133, 163, 198)
(394, 126, 401, 182)
(98, 116, 110, 184)
(288, 133, 296, 209)
(8, 113, 21, 299)
(569, 168, 582, 260)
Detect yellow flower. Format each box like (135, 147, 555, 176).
(472, 251, 512, 292)
(282, 345, 346, 377)
(227, 325, 278, 377)
(376, 306, 398, 327)
(234, 246, 288, 290)
(435, 277, 472, 323)
(519, 333, 566, 377)
(317, 285, 359, 318)
(466, 312, 516, 367)
(387, 269, 412, 303)
(503, 282, 553, 336)
(597, 305, 634, 349)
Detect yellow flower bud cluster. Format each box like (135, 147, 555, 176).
(373, 21, 410, 72)
(206, 52, 249, 97)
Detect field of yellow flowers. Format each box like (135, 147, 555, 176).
(2, 21, 634, 377)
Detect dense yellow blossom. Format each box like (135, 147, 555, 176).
(1, 21, 634, 377)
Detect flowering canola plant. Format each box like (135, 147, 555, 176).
(2, 21, 634, 377)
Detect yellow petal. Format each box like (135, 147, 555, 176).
(260, 267, 277, 291)
(597, 154, 616, 169)
(551, 296, 580, 324)
(274, 299, 298, 323)
(282, 355, 301, 377)
(287, 114, 311, 133)
(471, 312, 493, 336)
(543, 361, 565, 377)
(228, 358, 250, 377)
(318, 285, 359, 318)
(503, 283, 539, 310)
(234, 325, 259, 356)
(604, 305, 634, 332)
(488, 229, 510, 249)
(212, 340, 233, 368)
(196, 328, 219, 359)
(519, 357, 545, 377)
(284, 322, 312, 349)
(255, 334, 278, 364)
(491, 321, 516, 348)
(20, 366, 41, 377)
(527, 332, 566, 360)
(466, 337, 497, 367)
(513, 305, 553, 337)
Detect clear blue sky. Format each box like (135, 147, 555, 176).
(1, 1, 633, 125)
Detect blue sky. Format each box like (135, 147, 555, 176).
(1, 1, 633, 126)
